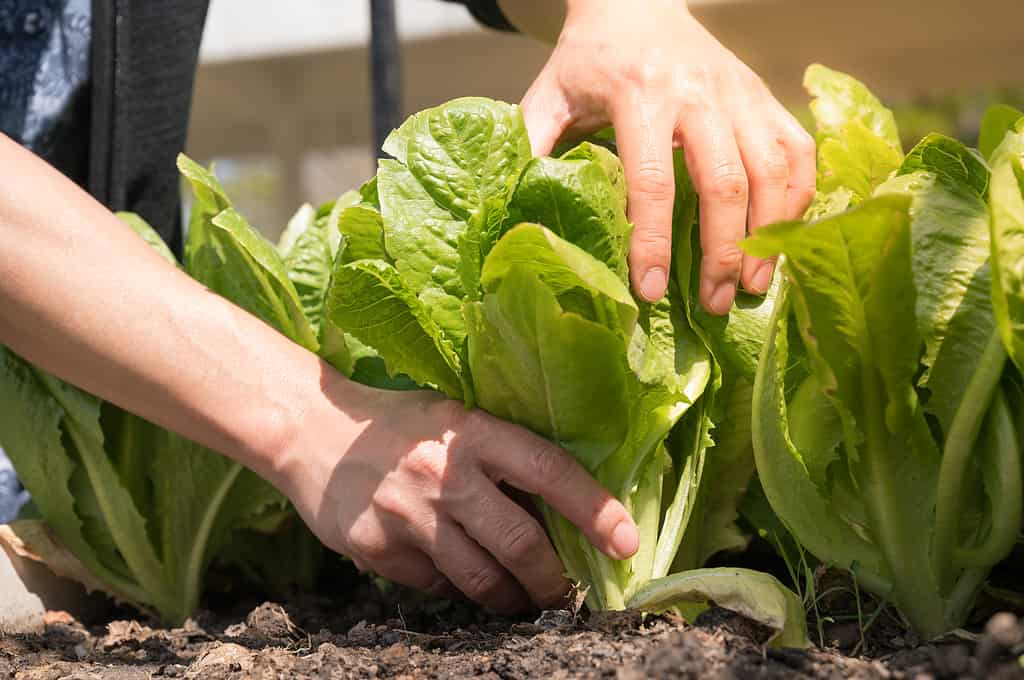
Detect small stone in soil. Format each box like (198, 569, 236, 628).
(976, 611, 1024, 672)
(534, 609, 573, 629)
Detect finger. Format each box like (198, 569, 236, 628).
(342, 510, 456, 597)
(427, 520, 531, 613)
(680, 107, 749, 315)
(477, 420, 638, 561)
(773, 104, 818, 220)
(521, 75, 573, 157)
(453, 474, 570, 609)
(367, 549, 457, 599)
(735, 120, 789, 294)
(612, 100, 677, 302)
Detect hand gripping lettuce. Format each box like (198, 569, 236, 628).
(324, 98, 805, 645)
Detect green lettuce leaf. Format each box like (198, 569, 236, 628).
(505, 142, 632, 280)
(898, 133, 989, 198)
(383, 97, 532, 290)
(277, 203, 317, 260)
(804, 64, 903, 202)
(466, 266, 631, 472)
(378, 158, 468, 298)
(335, 205, 388, 264)
(988, 130, 1024, 372)
(480, 223, 638, 337)
(277, 205, 335, 332)
(745, 195, 969, 637)
(325, 259, 465, 398)
(978, 104, 1024, 162)
(750, 290, 889, 581)
(875, 169, 993, 434)
(672, 378, 757, 571)
(694, 275, 781, 380)
(0, 346, 286, 625)
(0, 347, 150, 607)
(179, 155, 318, 352)
(744, 196, 921, 446)
(627, 568, 809, 648)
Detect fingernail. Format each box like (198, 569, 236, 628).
(751, 261, 774, 294)
(708, 281, 736, 316)
(639, 267, 668, 302)
(611, 520, 639, 559)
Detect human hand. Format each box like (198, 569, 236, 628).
(272, 383, 639, 613)
(520, 0, 816, 313)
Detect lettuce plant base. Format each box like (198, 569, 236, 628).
(1, 574, 1021, 679)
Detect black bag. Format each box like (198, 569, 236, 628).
(88, 0, 210, 258)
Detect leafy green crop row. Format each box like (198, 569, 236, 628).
(745, 67, 1024, 639)
(2, 64, 1022, 645)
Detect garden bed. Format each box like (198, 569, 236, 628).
(3, 569, 1023, 680)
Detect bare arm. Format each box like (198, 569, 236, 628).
(0, 134, 321, 475)
(0, 134, 638, 610)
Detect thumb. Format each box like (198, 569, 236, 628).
(520, 76, 572, 157)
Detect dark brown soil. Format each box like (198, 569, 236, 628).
(3, 572, 1024, 680)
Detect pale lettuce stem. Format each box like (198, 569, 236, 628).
(849, 566, 892, 600)
(651, 452, 701, 579)
(540, 504, 599, 608)
(61, 419, 174, 615)
(626, 453, 663, 597)
(591, 291, 611, 331)
(946, 566, 989, 629)
(581, 542, 626, 609)
(180, 462, 245, 625)
(951, 390, 1023, 568)
(858, 366, 947, 638)
(933, 332, 1006, 590)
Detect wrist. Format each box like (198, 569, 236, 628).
(246, 358, 363, 496)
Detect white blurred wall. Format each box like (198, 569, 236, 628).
(199, 0, 479, 64)
(186, 0, 1024, 237)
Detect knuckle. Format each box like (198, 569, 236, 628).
(497, 521, 546, 565)
(711, 243, 745, 272)
(529, 444, 575, 489)
(632, 226, 673, 254)
(460, 407, 493, 439)
(790, 128, 817, 157)
(705, 166, 749, 204)
(631, 162, 675, 202)
(463, 565, 504, 600)
(347, 524, 388, 563)
(431, 397, 470, 430)
(752, 153, 789, 187)
(404, 445, 449, 484)
(621, 54, 671, 90)
(678, 63, 715, 94)
(371, 483, 407, 518)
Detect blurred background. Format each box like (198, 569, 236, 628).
(186, 0, 1024, 242)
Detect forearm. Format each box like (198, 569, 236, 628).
(0, 134, 356, 480)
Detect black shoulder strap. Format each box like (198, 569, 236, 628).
(442, 0, 515, 31)
(89, 0, 210, 257)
